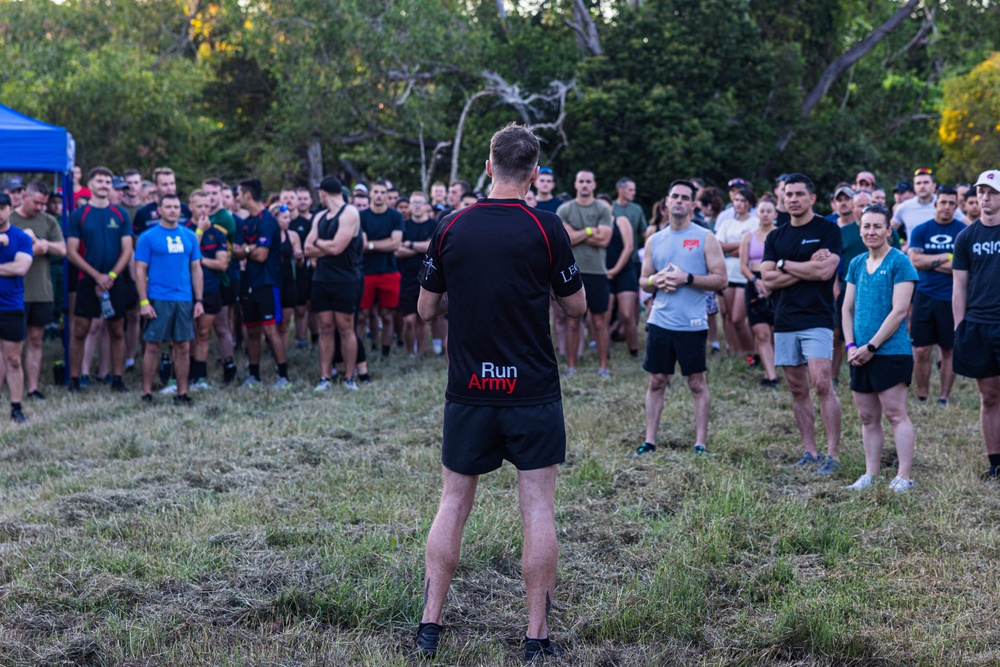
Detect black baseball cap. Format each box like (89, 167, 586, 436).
(319, 176, 343, 194)
(893, 180, 914, 193)
(0, 193, 11, 206)
(112, 176, 127, 190)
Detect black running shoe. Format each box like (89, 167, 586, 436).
(68, 380, 81, 394)
(415, 622, 442, 659)
(26, 390, 45, 400)
(980, 467, 999, 481)
(524, 636, 563, 662)
(10, 407, 26, 424)
(110, 379, 128, 393)
(141, 394, 153, 403)
(629, 442, 656, 457)
(173, 394, 193, 406)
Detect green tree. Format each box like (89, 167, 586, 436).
(938, 53, 1000, 183)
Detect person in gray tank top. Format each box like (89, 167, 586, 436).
(632, 180, 727, 457)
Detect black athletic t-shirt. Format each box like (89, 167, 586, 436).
(236, 209, 281, 288)
(314, 206, 362, 284)
(762, 215, 843, 332)
(360, 207, 404, 275)
(535, 197, 564, 214)
(133, 201, 192, 236)
(399, 218, 436, 284)
(952, 220, 1000, 324)
(420, 198, 583, 407)
(290, 215, 312, 244)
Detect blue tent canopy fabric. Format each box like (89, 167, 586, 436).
(0, 104, 75, 173)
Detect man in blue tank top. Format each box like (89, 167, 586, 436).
(634, 180, 727, 457)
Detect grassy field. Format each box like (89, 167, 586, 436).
(0, 333, 998, 666)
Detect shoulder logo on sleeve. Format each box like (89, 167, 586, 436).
(559, 262, 580, 283)
(683, 239, 700, 251)
(423, 256, 437, 280)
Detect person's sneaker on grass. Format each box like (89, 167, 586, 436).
(564, 367, 577, 378)
(173, 394, 193, 406)
(917, 396, 928, 404)
(80, 374, 91, 388)
(792, 451, 820, 467)
(524, 636, 564, 662)
(812, 455, 842, 476)
(629, 442, 656, 458)
(937, 398, 948, 407)
(597, 368, 610, 378)
(26, 390, 45, 400)
(693, 444, 707, 456)
(141, 393, 153, 403)
(110, 377, 128, 393)
(273, 377, 292, 390)
(10, 406, 26, 423)
(888, 476, 914, 493)
(841, 473, 876, 491)
(981, 467, 999, 481)
(414, 621, 441, 659)
(159, 379, 177, 395)
(241, 376, 261, 389)
(343, 377, 359, 391)
(189, 378, 212, 392)
(314, 377, 333, 392)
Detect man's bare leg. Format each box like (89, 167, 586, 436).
(518, 465, 558, 640)
(421, 468, 479, 625)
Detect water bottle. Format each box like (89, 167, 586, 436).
(158, 353, 173, 386)
(99, 291, 115, 319)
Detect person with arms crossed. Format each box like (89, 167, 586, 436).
(952, 170, 1000, 480)
(414, 124, 585, 661)
(10, 180, 66, 400)
(189, 190, 229, 391)
(66, 167, 134, 394)
(395, 191, 435, 357)
(907, 185, 965, 405)
(134, 194, 204, 404)
(0, 193, 34, 422)
(634, 179, 727, 457)
(357, 181, 404, 359)
(601, 195, 639, 357)
(760, 173, 843, 475)
(841, 205, 918, 492)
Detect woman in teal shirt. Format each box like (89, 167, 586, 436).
(841, 205, 919, 493)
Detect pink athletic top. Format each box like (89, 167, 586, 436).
(748, 231, 766, 265)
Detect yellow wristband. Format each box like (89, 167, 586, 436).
(648, 276, 654, 287)
(585, 227, 593, 237)
(196, 229, 204, 237)
(947, 253, 953, 262)
(139, 299, 150, 307)
(108, 271, 118, 279)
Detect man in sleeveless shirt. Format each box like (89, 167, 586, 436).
(304, 176, 363, 392)
(634, 180, 727, 457)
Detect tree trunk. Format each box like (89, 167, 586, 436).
(307, 137, 323, 189)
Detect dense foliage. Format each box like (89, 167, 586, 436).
(1, 0, 999, 204)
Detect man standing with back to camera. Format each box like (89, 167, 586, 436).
(415, 123, 585, 662)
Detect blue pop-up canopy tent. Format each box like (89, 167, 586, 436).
(0, 103, 76, 372)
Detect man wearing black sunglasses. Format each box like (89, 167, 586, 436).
(907, 185, 965, 405)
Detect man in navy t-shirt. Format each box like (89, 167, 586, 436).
(906, 185, 966, 405)
(761, 173, 844, 475)
(414, 124, 585, 662)
(358, 181, 404, 358)
(232, 179, 289, 388)
(134, 194, 204, 404)
(0, 192, 34, 423)
(66, 167, 134, 393)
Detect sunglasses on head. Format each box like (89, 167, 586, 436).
(862, 204, 890, 216)
(914, 168, 933, 176)
(538, 167, 553, 175)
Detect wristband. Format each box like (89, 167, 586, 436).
(947, 253, 953, 262)
(648, 276, 655, 287)
(196, 229, 204, 237)
(585, 227, 593, 237)
(140, 299, 150, 307)
(845, 342, 856, 351)
(368, 242, 375, 251)
(108, 271, 118, 280)
(195, 298, 203, 303)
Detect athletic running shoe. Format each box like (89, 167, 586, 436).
(173, 394, 193, 406)
(273, 377, 293, 390)
(812, 455, 842, 476)
(415, 622, 441, 659)
(917, 396, 928, 404)
(693, 444, 707, 456)
(937, 398, 948, 407)
(980, 467, 999, 481)
(190, 378, 212, 392)
(241, 376, 261, 389)
(296, 338, 308, 349)
(110, 379, 128, 393)
(10, 407, 26, 424)
(760, 378, 779, 388)
(629, 442, 656, 457)
(343, 377, 359, 391)
(888, 476, 914, 493)
(792, 451, 820, 467)
(141, 394, 153, 403)
(841, 473, 876, 491)
(80, 374, 91, 388)
(564, 368, 577, 378)
(597, 368, 611, 378)
(159, 380, 178, 395)
(314, 378, 333, 392)
(524, 636, 564, 662)
(26, 390, 45, 400)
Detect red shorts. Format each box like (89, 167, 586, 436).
(360, 272, 401, 310)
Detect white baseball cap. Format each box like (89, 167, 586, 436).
(974, 170, 1000, 192)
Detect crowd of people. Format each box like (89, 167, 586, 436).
(3, 124, 1000, 661)
(1, 160, 999, 490)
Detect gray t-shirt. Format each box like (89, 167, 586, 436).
(556, 200, 613, 275)
(646, 223, 710, 332)
(613, 201, 648, 264)
(893, 196, 965, 239)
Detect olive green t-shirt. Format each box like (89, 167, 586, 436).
(210, 208, 236, 244)
(10, 210, 64, 303)
(613, 201, 648, 264)
(556, 200, 613, 275)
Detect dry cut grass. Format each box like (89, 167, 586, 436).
(0, 336, 999, 666)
